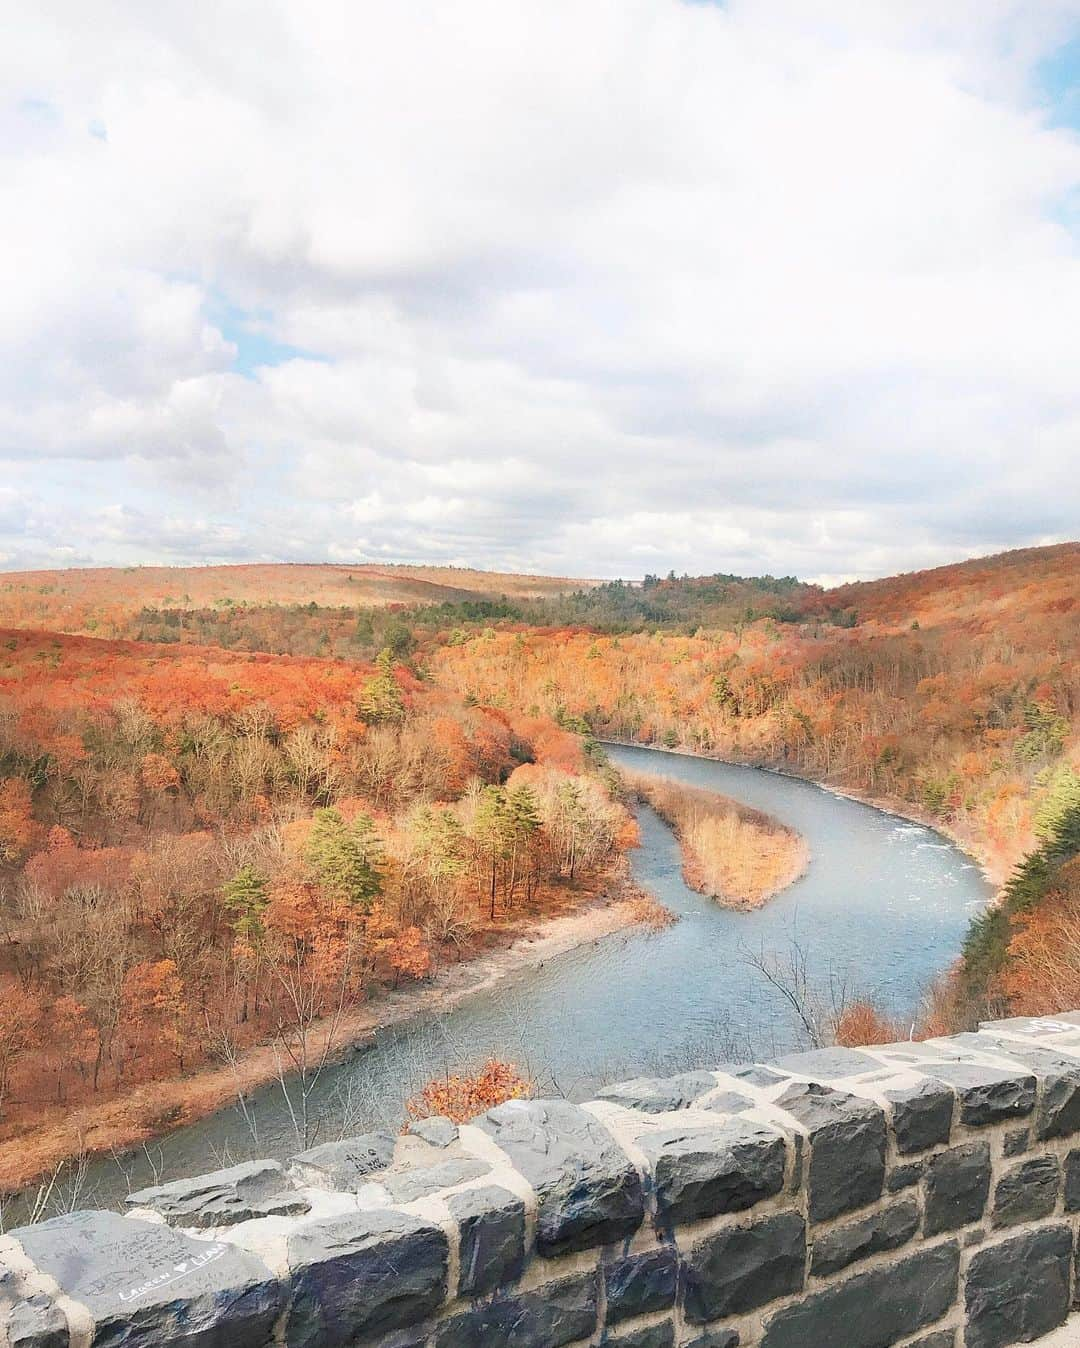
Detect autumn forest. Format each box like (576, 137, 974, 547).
(0, 542, 1077, 1195)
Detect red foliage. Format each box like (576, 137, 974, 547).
(834, 1001, 904, 1047)
(405, 1058, 531, 1124)
(0, 778, 35, 863)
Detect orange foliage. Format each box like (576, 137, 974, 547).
(0, 978, 44, 1111)
(834, 1001, 904, 1047)
(122, 959, 189, 1071)
(435, 544, 1079, 880)
(405, 1058, 531, 1125)
(388, 927, 434, 981)
(140, 752, 180, 793)
(997, 859, 1080, 1016)
(23, 840, 133, 899)
(0, 614, 630, 1143)
(0, 777, 35, 862)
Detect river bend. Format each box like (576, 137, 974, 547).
(55, 745, 990, 1211)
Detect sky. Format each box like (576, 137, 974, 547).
(2, 1, 1080, 585)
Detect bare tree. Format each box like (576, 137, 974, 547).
(267, 933, 359, 1150)
(742, 933, 852, 1050)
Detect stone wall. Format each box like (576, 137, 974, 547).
(7, 1013, 1080, 1347)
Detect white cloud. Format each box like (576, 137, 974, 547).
(0, 0, 1078, 581)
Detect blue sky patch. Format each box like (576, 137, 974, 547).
(1038, 31, 1080, 130)
(215, 305, 321, 378)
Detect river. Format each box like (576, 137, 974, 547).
(52, 745, 990, 1213)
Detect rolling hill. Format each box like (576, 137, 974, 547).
(0, 562, 598, 637)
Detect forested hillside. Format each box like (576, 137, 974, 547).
(0, 628, 633, 1179)
(436, 544, 1078, 882)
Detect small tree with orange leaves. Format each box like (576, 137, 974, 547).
(405, 1059, 531, 1125)
(833, 1000, 904, 1047)
(388, 926, 434, 983)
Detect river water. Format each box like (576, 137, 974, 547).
(46, 745, 990, 1213)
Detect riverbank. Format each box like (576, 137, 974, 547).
(12, 746, 988, 1213)
(1, 873, 647, 1199)
(601, 738, 1004, 897)
(622, 769, 809, 908)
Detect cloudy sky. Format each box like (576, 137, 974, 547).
(2, 1, 1079, 583)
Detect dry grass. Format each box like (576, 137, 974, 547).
(625, 771, 808, 909)
(625, 890, 679, 930)
(0, 562, 597, 635)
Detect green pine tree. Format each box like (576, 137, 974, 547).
(507, 784, 542, 902)
(222, 864, 269, 943)
(304, 807, 384, 910)
(471, 785, 514, 919)
(359, 648, 405, 723)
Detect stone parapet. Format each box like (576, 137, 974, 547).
(7, 1013, 1080, 1346)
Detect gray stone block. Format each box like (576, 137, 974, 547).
(1002, 1128, 1029, 1157)
(431, 1271, 597, 1348)
(6, 1294, 68, 1348)
(924, 1142, 991, 1235)
(610, 1322, 675, 1348)
(476, 1098, 643, 1255)
(884, 1078, 954, 1154)
(809, 1198, 919, 1277)
(1065, 1147, 1080, 1211)
(775, 1081, 885, 1221)
(887, 1160, 923, 1192)
(991, 1153, 1059, 1227)
(286, 1131, 396, 1190)
(924, 1063, 1035, 1127)
(595, 1071, 718, 1113)
(965, 1225, 1073, 1348)
(285, 1208, 447, 1347)
(957, 1036, 1080, 1140)
(126, 1159, 309, 1229)
(682, 1210, 806, 1322)
(446, 1184, 525, 1297)
(684, 1334, 739, 1348)
(701, 1090, 754, 1114)
(407, 1116, 459, 1148)
(381, 1157, 489, 1203)
(604, 1246, 677, 1324)
(761, 1240, 959, 1348)
(773, 1046, 879, 1078)
(11, 1210, 281, 1348)
(638, 1117, 785, 1225)
(908, 1334, 956, 1348)
(983, 1012, 1080, 1034)
(729, 1064, 784, 1086)
(1030, 1054, 1080, 1140)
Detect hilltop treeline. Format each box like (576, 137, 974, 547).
(99, 572, 829, 658)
